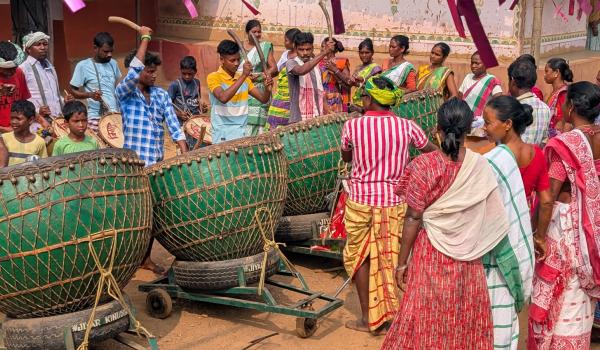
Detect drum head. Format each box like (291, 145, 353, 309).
(52, 117, 106, 149)
(184, 117, 213, 145)
(51, 118, 70, 139)
(98, 113, 124, 148)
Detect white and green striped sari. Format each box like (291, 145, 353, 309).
(483, 145, 534, 350)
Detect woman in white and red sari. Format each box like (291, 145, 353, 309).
(528, 81, 600, 349)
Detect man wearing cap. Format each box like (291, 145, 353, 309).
(0, 41, 30, 133)
(19, 32, 68, 120)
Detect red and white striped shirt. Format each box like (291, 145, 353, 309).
(341, 111, 428, 207)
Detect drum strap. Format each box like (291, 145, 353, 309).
(91, 60, 119, 115)
(30, 61, 64, 111)
(175, 78, 198, 113)
(91, 61, 107, 115)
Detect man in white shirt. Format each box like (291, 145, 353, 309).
(19, 32, 65, 119)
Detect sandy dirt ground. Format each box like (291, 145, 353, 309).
(87, 241, 600, 350)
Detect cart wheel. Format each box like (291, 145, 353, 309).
(146, 289, 173, 319)
(295, 317, 318, 338)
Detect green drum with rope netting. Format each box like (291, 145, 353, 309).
(0, 149, 152, 319)
(270, 113, 356, 216)
(147, 133, 288, 262)
(392, 89, 444, 157)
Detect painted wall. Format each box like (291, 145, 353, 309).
(156, 0, 522, 58)
(522, 0, 588, 55)
(157, 0, 592, 59)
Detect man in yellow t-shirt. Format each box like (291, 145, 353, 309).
(0, 100, 47, 167)
(206, 39, 272, 143)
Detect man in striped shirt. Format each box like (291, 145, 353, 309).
(508, 60, 551, 146)
(341, 76, 436, 334)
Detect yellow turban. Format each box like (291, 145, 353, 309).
(364, 76, 404, 106)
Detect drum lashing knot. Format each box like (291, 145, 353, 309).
(254, 207, 298, 296)
(77, 232, 154, 350)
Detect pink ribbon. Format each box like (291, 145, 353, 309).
(552, 0, 569, 23)
(578, 0, 593, 15)
(182, 0, 199, 18)
(63, 0, 86, 13)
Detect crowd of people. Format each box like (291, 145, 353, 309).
(0, 18, 599, 349)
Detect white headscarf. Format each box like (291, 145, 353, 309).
(22, 32, 50, 50)
(0, 57, 16, 69)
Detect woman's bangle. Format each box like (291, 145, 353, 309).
(141, 34, 152, 41)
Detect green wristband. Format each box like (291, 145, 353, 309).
(141, 34, 152, 41)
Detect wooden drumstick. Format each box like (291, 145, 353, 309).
(318, 0, 334, 40)
(249, 32, 268, 76)
(226, 29, 248, 62)
(108, 16, 141, 31)
(192, 126, 206, 151)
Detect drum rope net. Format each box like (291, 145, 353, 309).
(149, 135, 288, 261)
(77, 230, 153, 350)
(254, 207, 297, 295)
(0, 150, 152, 318)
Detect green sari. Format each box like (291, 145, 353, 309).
(239, 41, 273, 136)
(417, 65, 453, 98)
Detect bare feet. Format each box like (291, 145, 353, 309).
(372, 323, 390, 336)
(140, 258, 166, 275)
(345, 319, 370, 333)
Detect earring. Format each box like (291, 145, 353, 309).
(435, 132, 442, 146)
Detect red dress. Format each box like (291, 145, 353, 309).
(381, 151, 494, 350)
(0, 68, 31, 128)
(519, 145, 550, 210)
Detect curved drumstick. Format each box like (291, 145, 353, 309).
(318, 0, 334, 40)
(108, 16, 141, 32)
(249, 32, 268, 75)
(226, 29, 248, 62)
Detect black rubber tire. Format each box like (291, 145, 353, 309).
(3, 298, 130, 350)
(275, 212, 330, 242)
(146, 289, 173, 319)
(295, 317, 318, 338)
(172, 249, 280, 290)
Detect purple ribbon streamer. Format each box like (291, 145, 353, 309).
(456, 0, 499, 68)
(63, 0, 86, 13)
(182, 0, 199, 18)
(447, 0, 466, 37)
(331, 0, 346, 35)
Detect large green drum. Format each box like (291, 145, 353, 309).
(147, 134, 287, 262)
(270, 113, 354, 216)
(0, 149, 152, 318)
(392, 89, 444, 157)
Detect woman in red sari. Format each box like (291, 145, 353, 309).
(543, 58, 573, 138)
(381, 98, 510, 349)
(528, 81, 600, 349)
